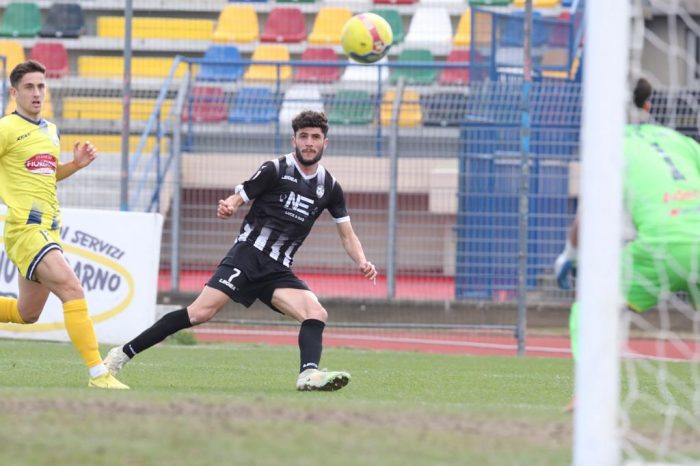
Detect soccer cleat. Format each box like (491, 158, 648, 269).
(296, 368, 350, 391)
(104, 346, 131, 376)
(88, 372, 130, 390)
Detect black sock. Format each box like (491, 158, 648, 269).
(122, 308, 192, 358)
(298, 319, 325, 373)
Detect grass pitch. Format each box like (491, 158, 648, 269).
(4, 338, 696, 465)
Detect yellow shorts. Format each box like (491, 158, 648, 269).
(3, 224, 62, 281)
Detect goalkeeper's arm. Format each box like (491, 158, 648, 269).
(554, 212, 580, 289)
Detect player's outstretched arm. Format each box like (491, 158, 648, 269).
(57, 141, 98, 181)
(336, 221, 377, 282)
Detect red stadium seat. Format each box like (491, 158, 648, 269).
(439, 49, 471, 86)
(261, 7, 307, 43)
(293, 47, 341, 83)
(29, 41, 69, 78)
(181, 86, 227, 123)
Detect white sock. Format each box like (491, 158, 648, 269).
(89, 363, 108, 378)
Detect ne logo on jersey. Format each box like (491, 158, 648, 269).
(284, 191, 314, 216)
(25, 153, 56, 175)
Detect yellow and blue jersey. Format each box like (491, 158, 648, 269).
(0, 112, 62, 230)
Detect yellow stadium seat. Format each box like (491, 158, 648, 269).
(97, 17, 214, 40)
(78, 56, 192, 79)
(5, 88, 53, 118)
(308, 7, 352, 45)
(60, 134, 167, 154)
(381, 89, 422, 128)
(0, 40, 26, 77)
(62, 97, 172, 121)
(244, 45, 291, 81)
(513, 0, 560, 7)
(453, 9, 471, 48)
(213, 5, 259, 43)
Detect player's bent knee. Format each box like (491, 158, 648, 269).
(306, 305, 328, 323)
(17, 305, 42, 324)
(187, 304, 218, 325)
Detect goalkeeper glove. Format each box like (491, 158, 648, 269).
(554, 241, 577, 290)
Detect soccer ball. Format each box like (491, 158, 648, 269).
(340, 13, 393, 64)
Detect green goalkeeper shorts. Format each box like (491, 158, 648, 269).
(621, 240, 700, 312)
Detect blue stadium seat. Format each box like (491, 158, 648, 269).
(228, 87, 278, 123)
(198, 45, 244, 81)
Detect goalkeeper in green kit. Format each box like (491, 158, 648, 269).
(555, 78, 700, 391)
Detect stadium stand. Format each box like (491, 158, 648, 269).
(277, 0, 316, 3)
(381, 88, 422, 128)
(513, 0, 560, 7)
(374, 0, 417, 5)
(453, 9, 471, 48)
(260, 7, 307, 43)
(244, 44, 292, 81)
(293, 47, 341, 83)
(328, 90, 374, 125)
(341, 56, 389, 83)
(278, 85, 325, 128)
(0, 2, 41, 38)
(308, 7, 352, 45)
(213, 4, 259, 43)
(62, 97, 173, 121)
(181, 86, 227, 123)
(390, 48, 437, 85)
(78, 56, 190, 78)
(404, 7, 453, 54)
(469, 0, 511, 4)
(39, 2, 84, 38)
(29, 41, 69, 78)
(197, 44, 244, 82)
(439, 49, 471, 85)
(228, 86, 278, 124)
(0, 39, 25, 76)
(97, 16, 214, 40)
(369, 8, 405, 44)
(420, 91, 468, 127)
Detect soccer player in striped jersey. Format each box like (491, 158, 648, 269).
(105, 110, 377, 391)
(0, 60, 128, 389)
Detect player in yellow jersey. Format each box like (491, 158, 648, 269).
(0, 60, 128, 389)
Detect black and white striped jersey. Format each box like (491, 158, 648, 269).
(235, 152, 349, 267)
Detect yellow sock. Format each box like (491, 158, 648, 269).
(63, 298, 102, 369)
(0, 296, 25, 324)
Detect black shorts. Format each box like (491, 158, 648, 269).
(206, 241, 310, 313)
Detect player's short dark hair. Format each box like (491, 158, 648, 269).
(292, 110, 329, 137)
(633, 78, 652, 109)
(10, 60, 46, 88)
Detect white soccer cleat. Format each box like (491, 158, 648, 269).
(296, 368, 350, 391)
(104, 346, 131, 376)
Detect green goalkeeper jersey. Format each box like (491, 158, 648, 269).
(624, 123, 700, 242)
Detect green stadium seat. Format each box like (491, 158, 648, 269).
(328, 90, 374, 125)
(390, 48, 437, 85)
(0, 2, 41, 38)
(369, 8, 404, 44)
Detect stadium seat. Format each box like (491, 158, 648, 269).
(380, 88, 421, 128)
(0, 40, 25, 77)
(277, 0, 316, 3)
(373, 0, 416, 5)
(539, 48, 570, 79)
(469, 0, 511, 4)
(341, 56, 389, 83)
(328, 90, 374, 125)
(39, 3, 84, 38)
(5, 88, 53, 117)
(549, 11, 571, 47)
(500, 11, 547, 47)
(97, 17, 213, 40)
(325, 0, 371, 9)
(78, 56, 190, 79)
(261, 7, 306, 43)
(513, 0, 559, 7)
(439, 49, 472, 86)
(293, 47, 341, 83)
(62, 97, 172, 121)
(228, 87, 278, 123)
(244, 45, 292, 81)
(214, 4, 259, 43)
(420, 92, 468, 127)
(308, 7, 352, 45)
(182, 86, 227, 123)
(421, 0, 463, 5)
(404, 7, 452, 54)
(59, 134, 164, 154)
(0, 2, 41, 37)
(278, 85, 325, 128)
(453, 9, 471, 49)
(197, 45, 244, 81)
(369, 9, 404, 44)
(390, 49, 437, 85)
(29, 42, 69, 78)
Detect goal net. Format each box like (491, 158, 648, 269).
(575, 0, 700, 464)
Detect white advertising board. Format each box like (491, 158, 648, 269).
(0, 206, 163, 345)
